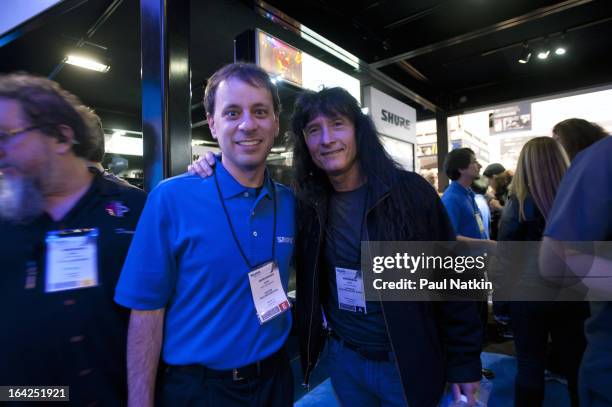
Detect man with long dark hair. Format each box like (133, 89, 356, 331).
(290, 87, 482, 407)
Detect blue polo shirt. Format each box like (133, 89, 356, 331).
(115, 161, 295, 369)
(544, 137, 612, 401)
(441, 181, 487, 239)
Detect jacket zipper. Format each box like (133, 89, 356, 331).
(304, 202, 324, 387)
(365, 192, 410, 406)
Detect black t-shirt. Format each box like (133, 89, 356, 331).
(323, 184, 390, 351)
(0, 172, 145, 406)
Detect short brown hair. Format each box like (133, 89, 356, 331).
(203, 62, 280, 116)
(0, 73, 99, 160)
(552, 118, 608, 161)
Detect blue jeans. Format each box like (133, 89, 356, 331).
(327, 337, 408, 407)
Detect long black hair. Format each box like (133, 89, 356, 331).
(290, 87, 419, 240)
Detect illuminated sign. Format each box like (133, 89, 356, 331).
(257, 30, 303, 87)
(363, 86, 416, 143)
(254, 29, 361, 101)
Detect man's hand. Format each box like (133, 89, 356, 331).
(187, 151, 217, 177)
(451, 381, 480, 406)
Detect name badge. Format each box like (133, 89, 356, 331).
(248, 261, 291, 324)
(335, 267, 367, 314)
(45, 228, 99, 293)
(475, 212, 485, 233)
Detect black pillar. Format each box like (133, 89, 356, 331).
(436, 110, 449, 192)
(140, 0, 191, 191)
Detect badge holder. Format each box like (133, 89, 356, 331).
(45, 228, 99, 293)
(335, 267, 367, 314)
(248, 261, 291, 324)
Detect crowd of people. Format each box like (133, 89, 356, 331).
(0, 64, 610, 407)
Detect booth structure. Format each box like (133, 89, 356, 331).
(2, 0, 612, 191)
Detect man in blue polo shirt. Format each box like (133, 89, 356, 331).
(114, 63, 295, 407)
(540, 135, 612, 406)
(441, 148, 489, 241)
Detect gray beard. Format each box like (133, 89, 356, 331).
(0, 174, 45, 223)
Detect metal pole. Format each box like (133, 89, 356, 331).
(140, 0, 191, 191)
(436, 110, 449, 192)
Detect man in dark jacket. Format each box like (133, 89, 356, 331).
(291, 87, 482, 407)
(0, 73, 146, 405)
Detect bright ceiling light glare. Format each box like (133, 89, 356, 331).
(537, 50, 550, 60)
(554, 33, 568, 57)
(536, 39, 551, 61)
(518, 43, 532, 64)
(65, 54, 110, 73)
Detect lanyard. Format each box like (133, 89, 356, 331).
(214, 171, 277, 269)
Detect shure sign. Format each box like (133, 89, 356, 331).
(381, 109, 411, 130)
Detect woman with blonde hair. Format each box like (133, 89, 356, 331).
(498, 137, 589, 407)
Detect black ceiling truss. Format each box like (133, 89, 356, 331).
(369, 0, 596, 69)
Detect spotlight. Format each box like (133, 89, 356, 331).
(518, 43, 532, 64)
(537, 50, 550, 60)
(554, 35, 568, 56)
(536, 39, 551, 60)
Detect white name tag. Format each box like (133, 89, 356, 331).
(248, 261, 291, 324)
(336, 267, 367, 314)
(45, 229, 99, 293)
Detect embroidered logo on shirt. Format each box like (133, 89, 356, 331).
(277, 236, 294, 244)
(105, 201, 130, 217)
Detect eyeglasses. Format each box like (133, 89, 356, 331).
(0, 125, 45, 145)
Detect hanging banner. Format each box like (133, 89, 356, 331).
(489, 102, 532, 135)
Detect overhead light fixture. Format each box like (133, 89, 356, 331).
(536, 39, 550, 60)
(65, 54, 110, 73)
(518, 42, 532, 64)
(554, 34, 568, 55)
(537, 49, 550, 59)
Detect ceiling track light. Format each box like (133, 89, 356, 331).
(518, 42, 532, 64)
(537, 50, 550, 60)
(536, 38, 551, 60)
(554, 33, 568, 56)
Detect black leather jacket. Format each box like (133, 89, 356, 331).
(295, 170, 482, 407)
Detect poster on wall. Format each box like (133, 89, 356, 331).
(489, 102, 532, 135)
